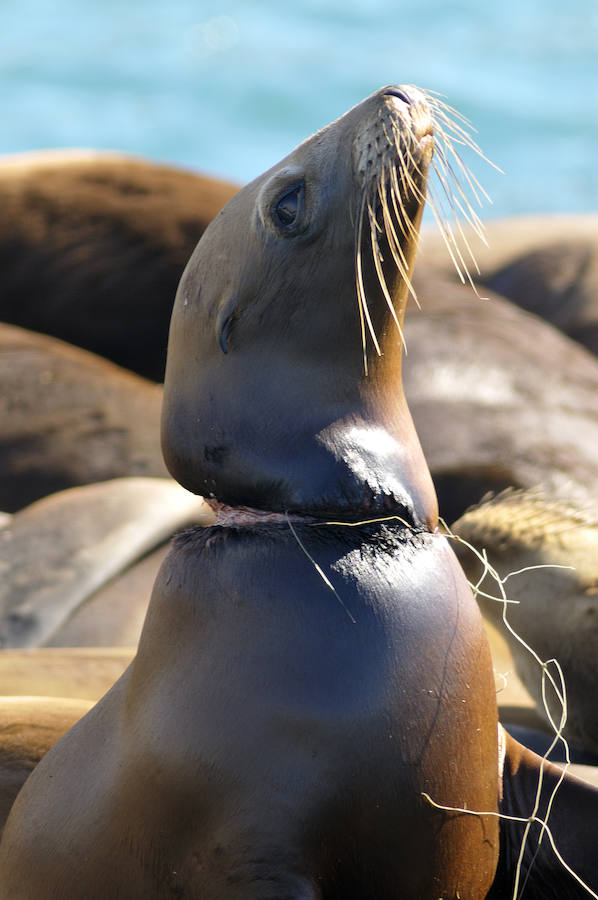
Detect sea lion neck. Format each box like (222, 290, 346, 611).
(162, 85, 438, 529)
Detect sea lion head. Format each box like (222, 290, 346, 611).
(162, 85, 438, 527)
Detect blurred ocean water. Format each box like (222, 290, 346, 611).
(1, 0, 597, 218)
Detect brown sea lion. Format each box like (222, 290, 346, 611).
(0, 85, 503, 900)
(0, 150, 238, 381)
(1, 520, 501, 899)
(403, 270, 598, 523)
(0, 696, 93, 841)
(45, 544, 169, 648)
(418, 214, 598, 357)
(0, 477, 214, 648)
(0, 647, 133, 701)
(452, 489, 598, 758)
(0, 322, 165, 511)
(488, 726, 598, 899)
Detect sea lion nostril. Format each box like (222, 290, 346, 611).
(384, 87, 411, 104)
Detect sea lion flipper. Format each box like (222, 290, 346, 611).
(490, 726, 598, 898)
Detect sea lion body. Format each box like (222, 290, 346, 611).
(0, 477, 214, 648)
(419, 215, 598, 358)
(0, 522, 499, 899)
(0, 151, 238, 380)
(0, 322, 165, 512)
(0, 647, 133, 701)
(404, 271, 598, 522)
(453, 490, 598, 757)
(0, 696, 93, 842)
(45, 544, 169, 648)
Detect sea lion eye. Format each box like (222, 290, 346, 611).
(273, 183, 304, 231)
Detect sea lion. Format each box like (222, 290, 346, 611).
(0, 696, 93, 841)
(0, 150, 238, 380)
(45, 544, 169, 648)
(452, 489, 598, 758)
(0, 647, 133, 701)
(0, 322, 165, 511)
(418, 214, 598, 358)
(0, 477, 214, 648)
(0, 85, 503, 900)
(1, 520, 501, 899)
(403, 270, 598, 523)
(488, 726, 598, 899)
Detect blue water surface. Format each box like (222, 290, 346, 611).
(2, 0, 597, 218)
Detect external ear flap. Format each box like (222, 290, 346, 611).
(215, 295, 240, 355)
(218, 315, 234, 355)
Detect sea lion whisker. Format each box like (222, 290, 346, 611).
(430, 144, 487, 237)
(310, 514, 417, 530)
(425, 92, 501, 189)
(395, 142, 425, 202)
(425, 190, 479, 288)
(389, 151, 422, 244)
(354, 189, 381, 371)
(378, 175, 418, 306)
(415, 97, 500, 288)
(373, 172, 414, 306)
(426, 94, 500, 174)
(353, 191, 369, 370)
(389, 164, 418, 243)
(422, 91, 475, 129)
(392, 139, 417, 200)
(429, 110, 483, 154)
(286, 518, 356, 624)
(400, 138, 429, 192)
(368, 209, 407, 351)
(432, 182, 486, 263)
(367, 196, 384, 237)
(426, 162, 488, 282)
(378, 173, 418, 304)
(380, 121, 396, 155)
(433, 128, 493, 209)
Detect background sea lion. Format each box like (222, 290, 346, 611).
(403, 270, 598, 523)
(0, 151, 238, 380)
(0, 647, 133, 700)
(0, 477, 214, 648)
(0, 85, 502, 899)
(45, 544, 169, 647)
(452, 489, 598, 758)
(0, 695, 93, 842)
(0, 322, 165, 511)
(418, 214, 598, 358)
(488, 727, 598, 899)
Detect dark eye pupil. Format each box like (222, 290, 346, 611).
(275, 187, 300, 227)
